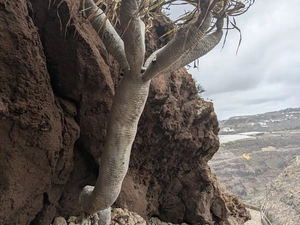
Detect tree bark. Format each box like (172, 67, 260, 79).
(80, 0, 224, 224)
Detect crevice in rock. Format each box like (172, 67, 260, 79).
(30, 193, 51, 225)
(43, 192, 50, 206)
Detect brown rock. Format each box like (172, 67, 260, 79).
(53, 217, 67, 225)
(67, 216, 77, 223)
(0, 0, 249, 224)
(116, 71, 227, 224)
(0, 0, 79, 224)
(111, 208, 146, 225)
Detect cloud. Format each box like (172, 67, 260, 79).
(187, 0, 300, 119)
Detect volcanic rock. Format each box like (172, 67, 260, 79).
(0, 0, 249, 224)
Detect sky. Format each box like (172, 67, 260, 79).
(169, 0, 300, 120)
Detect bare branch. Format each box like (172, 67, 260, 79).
(162, 18, 224, 74)
(120, 0, 146, 77)
(142, 12, 212, 81)
(84, 0, 129, 70)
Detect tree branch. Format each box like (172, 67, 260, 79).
(84, 0, 129, 70)
(120, 0, 145, 77)
(141, 13, 212, 81)
(79, 76, 151, 215)
(161, 18, 224, 74)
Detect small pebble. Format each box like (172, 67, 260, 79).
(53, 216, 67, 225)
(68, 216, 77, 223)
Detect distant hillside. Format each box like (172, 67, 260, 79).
(209, 107, 300, 209)
(210, 130, 300, 207)
(219, 107, 300, 134)
(266, 157, 300, 224)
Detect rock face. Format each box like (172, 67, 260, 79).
(119, 73, 223, 223)
(0, 0, 249, 224)
(0, 1, 80, 224)
(267, 157, 300, 224)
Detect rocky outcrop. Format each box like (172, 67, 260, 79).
(0, 1, 80, 224)
(267, 157, 300, 224)
(117, 73, 234, 224)
(0, 0, 249, 224)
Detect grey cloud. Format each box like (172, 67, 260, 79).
(193, 0, 300, 119)
(169, 0, 299, 119)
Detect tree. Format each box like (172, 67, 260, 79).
(78, 0, 253, 224)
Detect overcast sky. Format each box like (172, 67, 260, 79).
(170, 0, 300, 120)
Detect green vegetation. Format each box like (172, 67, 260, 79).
(266, 213, 274, 223)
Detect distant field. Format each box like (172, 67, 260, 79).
(219, 134, 257, 144)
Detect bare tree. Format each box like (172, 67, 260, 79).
(78, 0, 253, 224)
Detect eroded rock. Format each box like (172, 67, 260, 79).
(0, 0, 249, 224)
(0, 1, 79, 224)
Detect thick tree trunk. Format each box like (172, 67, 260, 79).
(79, 75, 150, 216)
(80, 0, 223, 223)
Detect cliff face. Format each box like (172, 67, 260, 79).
(0, 1, 80, 224)
(0, 0, 249, 224)
(267, 157, 300, 224)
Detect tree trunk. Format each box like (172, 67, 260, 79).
(80, 75, 150, 216)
